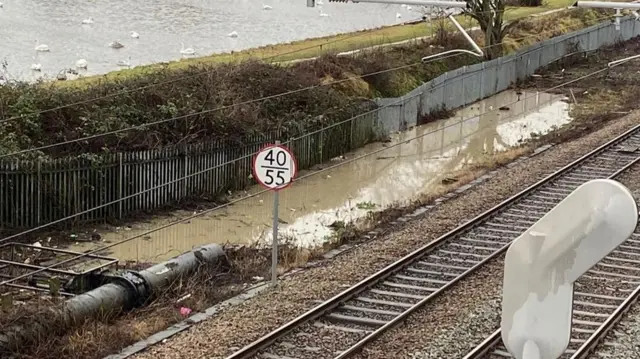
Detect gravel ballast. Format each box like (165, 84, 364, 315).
(574, 165, 640, 359)
(354, 122, 640, 359)
(132, 113, 640, 359)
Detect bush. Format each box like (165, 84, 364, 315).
(0, 38, 479, 159)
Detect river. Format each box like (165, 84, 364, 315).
(0, 0, 430, 81)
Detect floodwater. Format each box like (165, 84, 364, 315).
(1, 0, 429, 82)
(69, 90, 572, 263)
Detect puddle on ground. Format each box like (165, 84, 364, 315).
(69, 90, 572, 262)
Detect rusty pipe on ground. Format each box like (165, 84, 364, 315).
(0, 244, 228, 352)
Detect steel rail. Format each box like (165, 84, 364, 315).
(463, 234, 640, 359)
(225, 124, 640, 359)
(568, 284, 640, 359)
(463, 158, 640, 359)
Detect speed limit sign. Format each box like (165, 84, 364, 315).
(253, 143, 297, 191)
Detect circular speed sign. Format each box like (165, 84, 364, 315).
(253, 144, 297, 191)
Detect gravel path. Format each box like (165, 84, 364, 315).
(132, 113, 640, 359)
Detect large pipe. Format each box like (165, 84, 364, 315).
(0, 244, 228, 352)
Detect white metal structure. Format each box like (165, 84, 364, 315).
(306, 0, 484, 60)
(573, 1, 640, 31)
(421, 14, 484, 62)
(501, 179, 638, 359)
(573, 2, 640, 66)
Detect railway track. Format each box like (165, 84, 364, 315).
(462, 234, 640, 359)
(224, 124, 640, 359)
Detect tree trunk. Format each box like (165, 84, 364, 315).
(464, 0, 508, 60)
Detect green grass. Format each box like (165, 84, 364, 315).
(60, 0, 577, 88)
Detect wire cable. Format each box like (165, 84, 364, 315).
(0, 13, 614, 160)
(0, 48, 627, 288)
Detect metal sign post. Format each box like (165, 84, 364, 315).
(501, 179, 638, 359)
(253, 141, 298, 286)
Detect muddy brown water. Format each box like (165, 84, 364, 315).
(68, 90, 571, 263)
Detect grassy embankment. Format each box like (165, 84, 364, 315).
(0, 5, 606, 159)
(62, 0, 577, 87)
(3, 9, 637, 359)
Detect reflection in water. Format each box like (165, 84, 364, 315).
(1, 0, 424, 81)
(70, 90, 571, 262)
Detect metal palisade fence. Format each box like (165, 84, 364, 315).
(0, 111, 378, 228)
(1, 17, 639, 229)
(375, 17, 640, 132)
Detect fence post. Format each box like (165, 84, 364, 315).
(400, 97, 406, 131)
(36, 158, 41, 225)
(461, 66, 466, 106)
(349, 116, 355, 150)
(319, 125, 324, 162)
(183, 152, 189, 197)
(480, 62, 485, 100)
(118, 153, 123, 220)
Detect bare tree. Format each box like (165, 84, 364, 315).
(421, 0, 520, 60)
(464, 0, 520, 59)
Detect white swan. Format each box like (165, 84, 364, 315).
(34, 40, 49, 52)
(400, 3, 407, 7)
(396, 12, 402, 19)
(406, 5, 413, 10)
(31, 56, 42, 71)
(81, 17, 94, 24)
(76, 59, 88, 69)
(116, 56, 131, 67)
(130, 31, 139, 39)
(109, 40, 124, 49)
(262, 4, 272, 10)
(228, 31, 238, 38)
(319, 9, 329, 17)
(180, 43, 196, 55)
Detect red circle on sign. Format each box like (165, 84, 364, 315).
(252, 143, 298, 191)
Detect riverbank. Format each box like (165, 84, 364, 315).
(4, 35, 640, 358)
(0, 7, 605, 160)
(59, 0, 577, 87)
